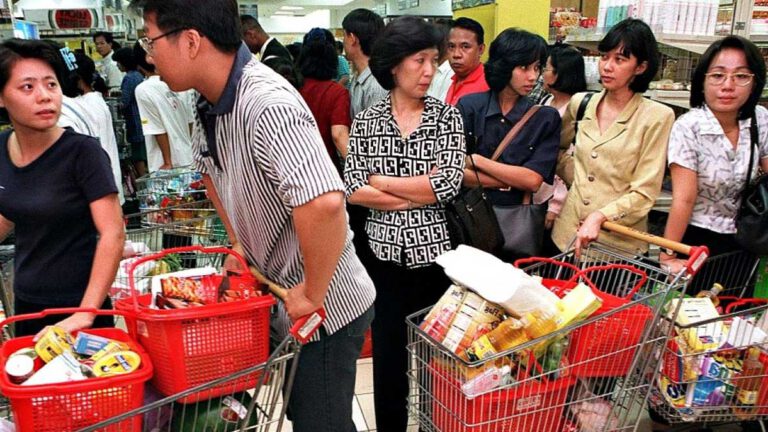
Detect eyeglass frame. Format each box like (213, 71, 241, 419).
(703, 72, 755, 87)
(139, 27, 188, 55)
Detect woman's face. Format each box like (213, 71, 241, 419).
(542, 56, 557, 91)
(391, 47, 439, 99)
(704, 47, 754, 119)
(0, 58, 62, 132)
(598, 44, 646, 92)
(507, 61, 540, 97)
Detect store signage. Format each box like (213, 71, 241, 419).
(53, 9, 94, 28)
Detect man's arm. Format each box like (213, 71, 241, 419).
(155, 133, 173, 169)
(287, 191, 347, 321)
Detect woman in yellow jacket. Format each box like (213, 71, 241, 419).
(552, 19, 675, 255)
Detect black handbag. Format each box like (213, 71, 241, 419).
(487, 105, 546, 257)
(445, 155, 504, 253)
(734, 119, 768, 255)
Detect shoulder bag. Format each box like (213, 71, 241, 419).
(734, 118, 768, 255)
(445, 133, 504, 253)
(491, 106, 547, 258)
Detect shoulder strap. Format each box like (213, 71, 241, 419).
(744, 117, 759, 193)
(491, 105, 541, 161)
(573, 92, 594, 141)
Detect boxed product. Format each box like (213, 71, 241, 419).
(150, 267, 259, 309)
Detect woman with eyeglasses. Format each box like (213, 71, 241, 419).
(661, 35, 768, 275)
(0, 39, 124, 337)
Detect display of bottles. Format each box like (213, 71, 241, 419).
(695, 283, 723, 307)
(733, 347, 764, 419)
(597, 0, 720, 35)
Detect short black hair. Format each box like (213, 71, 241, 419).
(0, 39, 69, 119)
(240, 14, 262, 33)
(298, 28, 338, 81)
(370, 16, 441, 91)
(112, 47, 138, 71)
(133, 41, 155, 73)
(335, 40, 344, 54)
(93, 31, 114, 44)
(65, 53, 108, 97)
(597, 18, 659, 93)
(548, 44, 587, 95)
(130, 0, 242, 53)
(690, 35, 766, 120)
(342, 9, 384, 57)
(485, 28, 547, 93)
(287, 42, 302, 62)
(450, 17, 484, 45)
(263, 56, 303, 89)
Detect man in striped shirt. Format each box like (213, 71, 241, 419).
(132, 1, 376, 431)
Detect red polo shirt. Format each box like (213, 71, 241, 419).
(445, 64, 489, 106)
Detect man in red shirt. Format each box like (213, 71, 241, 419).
(445, 18, 489, 106)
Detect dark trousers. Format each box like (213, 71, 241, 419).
(682, 224, 755, 296)
(13, 297, 114, 337)
(368, 259, 450, 432)
(287, 306, 373, 432)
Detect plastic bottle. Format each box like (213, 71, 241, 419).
(695, 283, 723, 307)
(522, 310, 558, 341)
(676, 0, 692, 34)
(693, 0, 710, 35)
(733, 348, 764, 419)
(461, 365, 512, 398)
(662, 0, 680, 34)
(597, 0, 609, 32)
(465, 317, 529, 361)
(706, 0, 719, 35)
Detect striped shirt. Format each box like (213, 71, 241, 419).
(193, 43, 376, 340)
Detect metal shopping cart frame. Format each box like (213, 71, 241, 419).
(406, 222, 708, 432)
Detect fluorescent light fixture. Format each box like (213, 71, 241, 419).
(272, 10, 294, 15)
(280, 6, 305, 10)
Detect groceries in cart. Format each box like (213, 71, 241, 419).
(4, 327, 142, 386)
(654, 282, 768, 421)
(136, 168, 210, 223)
(150, 266, 261, 309)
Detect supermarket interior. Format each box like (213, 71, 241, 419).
(2, 0, 768, 431)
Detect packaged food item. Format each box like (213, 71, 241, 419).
(421, 285, 467, 342)
(34, 326, 74, 363)
(658, 375, 688, 409)
(88, 341, 131, 364)
(91, 351, 142, 377)
(465, 317, 528, 361)
(5, 354, 34, 384)
(733, 347, 764, 419)
(542, 336, 569, 377)
(23, 351, 85, 386)
(460, 364, 511, 399)
(441, 292, 504, 357)
(723, 317, 767, 349)
(556, 283, 603, 328)
(667, 298, 723, 353)
(73, 332, 113, 356)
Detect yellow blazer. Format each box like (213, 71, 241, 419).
(552, 91, 675, 253)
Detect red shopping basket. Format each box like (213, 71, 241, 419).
(516, 258, 652, 377)
(115, 245, 275, 404)
(0, 308, 153, 432)
(429, 355, 575, 432)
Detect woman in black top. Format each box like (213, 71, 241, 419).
(457, 28, 561, 261)
(0, 39, 124, 337)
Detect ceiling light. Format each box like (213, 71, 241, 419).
(280, 6, 304, 10)
(273, 11, 294, 15)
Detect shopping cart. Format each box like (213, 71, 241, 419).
(135, 167, 207, 212)
(0, 308, 154, 432)
(78, 269, 326, 432)
(406, 222, 708, 432)
(115, 246, 275, 404)
(648, 250, 768, 428)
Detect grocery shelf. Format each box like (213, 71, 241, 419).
(566, 33, 721, 55)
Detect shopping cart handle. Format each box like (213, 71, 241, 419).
(249, 265, 325, 344)
(602, 221, 709, 275)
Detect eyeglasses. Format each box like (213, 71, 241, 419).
(139, 28, 187, 55)
(704, 72, 755, 87)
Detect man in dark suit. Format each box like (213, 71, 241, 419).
(240, 14, 293, 62)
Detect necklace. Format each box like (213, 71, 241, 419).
(391, 102, 423, 140)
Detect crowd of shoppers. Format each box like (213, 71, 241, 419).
(0, 2, 767, 430)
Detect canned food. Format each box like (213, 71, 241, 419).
(92, 351, 141, 377)
(6, 355, 34, 384)
(34, 326, 74, 363)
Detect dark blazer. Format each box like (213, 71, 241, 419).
(262, 38, 293, 63)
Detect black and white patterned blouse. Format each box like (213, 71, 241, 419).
(345, 95, 466, 268)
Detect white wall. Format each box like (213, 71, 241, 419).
(260, 9, 331, 34)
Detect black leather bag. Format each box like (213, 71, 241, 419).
(445, 157, 504, 253)
(494, 195, 547, 257)
(734, 119, 768, 255)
